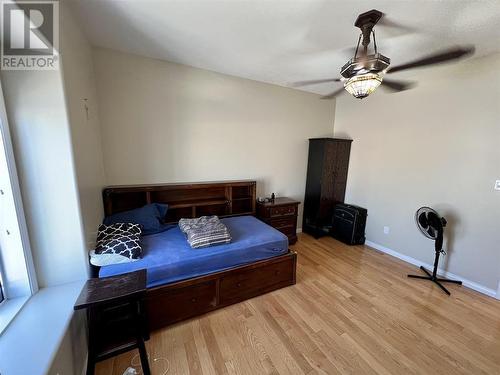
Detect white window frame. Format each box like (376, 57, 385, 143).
(0, 79, 38, 333)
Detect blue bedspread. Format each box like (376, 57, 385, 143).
(98, 215, 289, 288)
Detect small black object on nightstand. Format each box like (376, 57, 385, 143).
(257, 197, 300, 244)
(74, 269, 151, 375)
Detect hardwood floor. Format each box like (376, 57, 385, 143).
(96, 233, 500, 375)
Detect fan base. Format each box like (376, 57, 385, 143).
(408, 266, 462, 295)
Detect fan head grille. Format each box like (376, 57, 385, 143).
(415, 206, 443, 239)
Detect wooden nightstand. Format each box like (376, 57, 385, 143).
(257, 197, 300, 244)
(74, 270, 151, 375)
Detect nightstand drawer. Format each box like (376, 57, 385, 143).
(270, 205, 296, 217)
(270, 217, 295, 230)
(256, 197, 300, 244)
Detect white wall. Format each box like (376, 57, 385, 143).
(48, 310, 87, 375)
(0, 0, 105, 289)
(334, 53, 500, 291)
(93, 47, 335, 224)
(44, 1, 107, 373)
(60, 0, 106, 248)
(0, 83, 35, 298)
(1, 67, 88, 288)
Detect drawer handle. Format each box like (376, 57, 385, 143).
(237, 282, 242, 287)
(191, 298, 197, 303)
(275, 270, 280, 276)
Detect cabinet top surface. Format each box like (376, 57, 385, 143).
(74, 269, 147, 310)
(309, 138, 353, 142)
(104, 179, 256, 191)
(257, 197, 300, 207)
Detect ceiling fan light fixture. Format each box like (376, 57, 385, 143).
(344, 73, 382, 99)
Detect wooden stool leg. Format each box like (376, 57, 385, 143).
(137, 339, 151, 375)
(86, 357, 95, 375)
(86, 309, 96, 375)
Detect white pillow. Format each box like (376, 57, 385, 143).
(89, 250, 139, 266)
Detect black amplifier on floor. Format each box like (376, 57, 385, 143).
(331, 203, 367, 245)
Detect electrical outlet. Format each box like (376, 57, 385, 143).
(495, 180, 500, 191)
(383, 226, 390, 235)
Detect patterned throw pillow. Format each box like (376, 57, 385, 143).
(90, 223, 143, 266)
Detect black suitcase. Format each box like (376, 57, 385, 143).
(331, 203, 367, 245)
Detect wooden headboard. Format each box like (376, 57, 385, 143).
(102, 180, 256, 223)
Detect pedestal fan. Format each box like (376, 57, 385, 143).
(407, 207, 462, 295)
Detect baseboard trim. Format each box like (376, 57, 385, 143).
(365, 240, 498, 298)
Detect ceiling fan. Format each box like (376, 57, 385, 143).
(293, 9, 475, 100)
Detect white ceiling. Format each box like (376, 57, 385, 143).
(70, 0, 500, 95)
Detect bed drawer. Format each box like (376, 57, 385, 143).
(219, 258, 294, 305)
(147, 280, 217, 329)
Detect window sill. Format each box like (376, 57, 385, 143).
(0, 280, 84, 375)
(0, 295, 30, 334)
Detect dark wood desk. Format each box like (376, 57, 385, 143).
(257, 197, 300, 244)
(74, 270, 151, 375)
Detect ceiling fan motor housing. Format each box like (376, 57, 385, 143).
(354, 9, 383, 47)
(340, 53, 390, 79)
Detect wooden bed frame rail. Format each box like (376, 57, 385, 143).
(101, 180, 297, 331)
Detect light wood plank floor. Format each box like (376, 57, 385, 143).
(96, 233, 500, 375)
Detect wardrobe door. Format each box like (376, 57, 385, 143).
(303, 138, 352, 237)
(303, 140, 324, 230)
(317, 141, 337, 225)
(332, 140, 352, 203)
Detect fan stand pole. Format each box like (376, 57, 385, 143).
(407, 233, 462, 295)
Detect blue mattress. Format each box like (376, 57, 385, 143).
(99, 215, 289, 288)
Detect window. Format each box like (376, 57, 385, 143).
(0, 279, 4, 304)
(0, 80, 37, 332)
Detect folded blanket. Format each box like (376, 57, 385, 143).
(178, 216, 231, 248)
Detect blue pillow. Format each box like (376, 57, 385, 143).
(103, 204, 168, 235)
(154, 203, 168, 221)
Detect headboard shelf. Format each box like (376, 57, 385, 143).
(103, 180, 256, 222)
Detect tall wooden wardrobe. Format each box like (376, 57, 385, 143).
(303, 138, 352, 237)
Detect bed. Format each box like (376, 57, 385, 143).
(99, 216, 290, 287)
(99, 180, 297, 330)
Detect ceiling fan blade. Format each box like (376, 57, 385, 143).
(381, 78, 416, 92)
(291, 78, 341, 87)
(378, 13, 417, 33)
(320, 87, 345, 100)
(387, 46, 475, 74)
